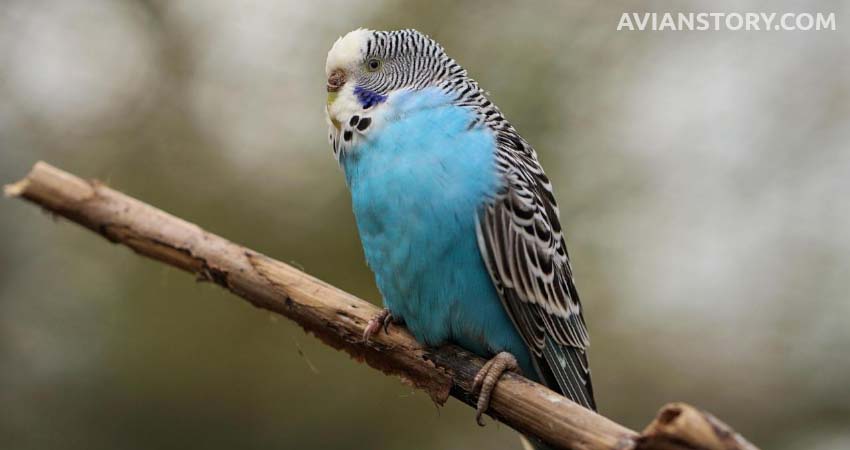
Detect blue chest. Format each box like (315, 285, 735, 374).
(340, 89, 533, 373)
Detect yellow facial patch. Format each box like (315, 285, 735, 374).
(327, 92, 341, 130)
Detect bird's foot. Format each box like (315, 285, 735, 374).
(362, 308, 395, 343)
(472, 351, 518, 426)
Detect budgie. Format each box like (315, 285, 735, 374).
(324, 29, 595, 438)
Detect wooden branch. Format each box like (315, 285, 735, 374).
(637, 403, 760, 450)
(5, 161, 760, 450)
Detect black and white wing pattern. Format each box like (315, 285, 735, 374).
(474, 129, 596, 411)
(434, 72, 595, 410)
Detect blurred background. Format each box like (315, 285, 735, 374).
(1, 0, 849, 449)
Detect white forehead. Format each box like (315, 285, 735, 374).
(325, 28, 372, 76)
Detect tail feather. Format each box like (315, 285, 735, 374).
(539, 336, 596, 411)
(522, 339, 596, 450)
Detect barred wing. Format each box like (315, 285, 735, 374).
(475, 157, 595, 410)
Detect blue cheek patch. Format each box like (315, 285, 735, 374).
(354, 86, 387, 109)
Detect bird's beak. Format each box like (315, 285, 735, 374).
(328, 113, 341, 131)
(326, 69, 346, 130)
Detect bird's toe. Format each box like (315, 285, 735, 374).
(472, 351, 518, 426)
(363, 308, 394, 343)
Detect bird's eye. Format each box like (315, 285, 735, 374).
(366, 58, 382, 71)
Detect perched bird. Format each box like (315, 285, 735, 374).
(325, 29, 595, 442)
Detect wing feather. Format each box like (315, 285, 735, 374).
(474, 130, 595, 409)
(477, 192, 589, 351)
(450, 74, 594, 408)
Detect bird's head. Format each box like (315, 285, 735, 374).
(324, 29, 466, 155)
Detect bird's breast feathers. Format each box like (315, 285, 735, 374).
(338, 88, 499, 201)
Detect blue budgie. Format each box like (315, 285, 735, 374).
(325, 29, 595, 440)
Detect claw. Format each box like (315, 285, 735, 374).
(472, 352, 518, 426)
(363, 308, 394, 343)
(382, 311, 393, 334)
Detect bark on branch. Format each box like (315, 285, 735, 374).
(5, 161, 760, 450)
